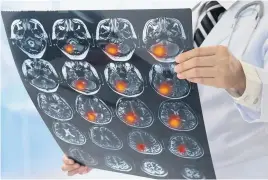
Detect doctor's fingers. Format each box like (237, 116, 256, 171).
(175, 46, 217, 63)
(174, 56, 215, 73)
(63, 155, 74, 165)
(177, 67, 216, 79)
(61, 162, 81, 172)
(187, 77, 217, 87)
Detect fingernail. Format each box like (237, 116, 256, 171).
(74, 163, 80, 168)
(68, 160, 73, 164)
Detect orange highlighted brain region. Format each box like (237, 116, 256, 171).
(105, 43, 119, 56)
(64, 44, 74, 54)
(104, 62, 144, 97)
(116, 98, 154, 128)
(149, 64, 191, 99)
(76, 95, 112, 125)
(159, 101, 198, 131)
(151, 44, 167, 58)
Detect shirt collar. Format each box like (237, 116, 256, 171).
(218, 0, 237, 10)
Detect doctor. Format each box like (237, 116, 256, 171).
(61, 1, 268, 178)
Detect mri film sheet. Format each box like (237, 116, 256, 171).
(2, 9, 215, 179)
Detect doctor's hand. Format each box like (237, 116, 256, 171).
(175, 45, 246, 95)
(61, 154, 92, 176)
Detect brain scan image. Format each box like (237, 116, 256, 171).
(159, 100, 198, 131)
(104, 62, 144, 97)
(96, 18, 137, 61)
(76, 95, 112, 124)
(116, 97, 153, 128)
(181, 165, 205, 179)
(149, 63, 190, 99)
(128, 130, 162, 155)
(143, 17, 186, 62)
(105, 155, 132, 172)
(89, 126, 123, 150)
(37, 93, 73, 121)
(52, 122, 86, 145)
(68, 147, 98, 166)
(168, 134, 204, 159)
(62, 61, 101, 95)
(52, 18, 91, 60)
(141, 159, 168, 177)
(10, 19, 48, 58)
(22, 59, 59, 92)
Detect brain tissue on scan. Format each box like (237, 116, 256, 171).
(158, 100, 198, 131)
(105, 155, 133, 172)
(22, 59, 59, 92)
(52, 18, 91, 60)
(68, 147, 98, 166)
(104, 62, 144, 97)
(127, 130, 163, 155)
(116, 97, 154, 128)
(149, 63, 190, 99)
(89, 126, 123, 150)
(96, 18, 137, 61)
(62, 61, 101, 95)
(168, 133, 204, 159)
(75, 95, 113, 125)
(180, 165, 205, 179)
(52, 122, 86, 145)
(37, 93, 73, 121)
(10, 19, 48, 59)
(141, 159, 168, 177)
(143, 17, 186, 62)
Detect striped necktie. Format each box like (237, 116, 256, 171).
(194, 1, 226, 47)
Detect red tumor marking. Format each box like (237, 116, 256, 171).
(86, 111, 97, 122)
(74, 79, 87, 91)
(105, 43, 119, 56)
(177, 144, 186, 153)
(64, 44, 74, 54)
(136, 143, 146, 152)
(158, 82, 172, 96)
(115, 80, 128, 93)
(168, 114, 182, 128)
(151, 44, 167, 58)
(124, 112, 137, 124)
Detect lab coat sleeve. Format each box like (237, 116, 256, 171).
(227, 38, 268, 123)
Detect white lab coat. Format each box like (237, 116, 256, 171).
(196, 1, 268, 178)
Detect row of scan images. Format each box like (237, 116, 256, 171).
(38, 93, 198, 131)
(69, 147, 206, 179)
(11, 17, 187, 62)
(54, 122, 203, 159)
(23, 59, 191, 99)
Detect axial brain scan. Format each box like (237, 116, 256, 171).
(128, 130, 162, 155)
(62, 61, 101, 95)
(149, 63, 190, 99)
(89, 126, 123, 150)
(68, 147, 98, 166)
(22, 59, 59, 92)
(168, 134, 204, 159)
(105, 155, 132, 172)
(116, 97, 154, 128)
(141, 159, 168, 177)
(37, 93, 73, 121)
(52, 122, 86, 145)
(104, 62, 144, 97)
(96, 18, 137, 61)
(10, 19, 48, 59)
(52, 18, 91, 60)
(181, 165, 205, 179)
(143, 17, 186, 62)
(159, 100, 198, 131)
(76, 95, 112, 125)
